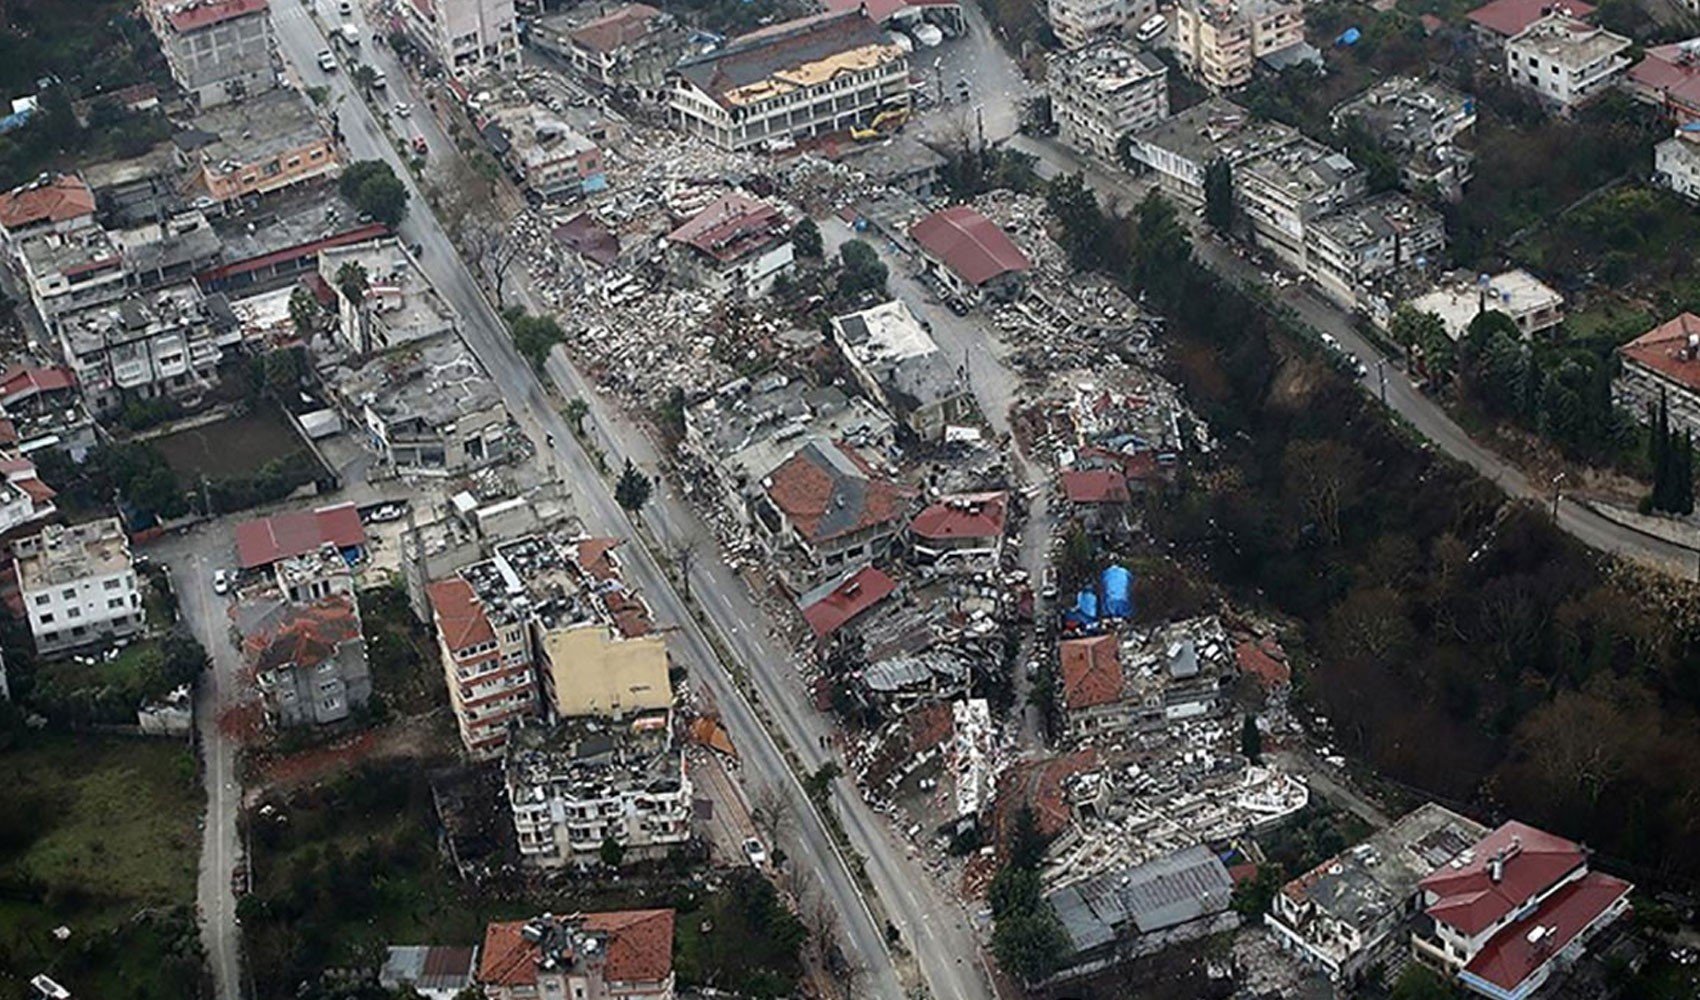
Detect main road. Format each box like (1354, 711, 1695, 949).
(270, 3, 990, 997)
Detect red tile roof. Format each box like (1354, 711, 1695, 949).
(234, 502, 366, 569)
(799, 565, 897, 638)
(247, 594, 361, 673)
(1235, 640, 1291, 689)
(0, 174, 95, 231)
(164, 0, 269, 32)
(1059, 634, 1122, 709)
(1461, 870, 1631, 993)
(909, 205, 1031, 288)
(820, 0, 960, 23)
(1420, 821, 1589, 937)
(1466, 0, 1593, 36)
(1619, 312, 1700, 393)
(427, 578, 495, 652)
(666, 192, 787, 264)
(574, 536, 624, 582)
(197, 224, 389, 286)
(0, 364, 75, 405)
(1061, 468, 1130, 505)
(1629, 44, 1700, 117)
(909, 490, 1007, 542)
(479, 911, 676, 988)
(604, 588, 654, 638)
(569, 3, 663, 53)
(765, 440, 913, 544)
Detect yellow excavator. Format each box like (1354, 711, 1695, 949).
(851, 104, 911, 142)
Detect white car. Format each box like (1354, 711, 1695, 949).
(317, 49, 337, 72)
(393, 102, 411, 117)
(213, 569, 230, 595)
(742, 837, 767, 866)
(368, 504, 405, 523)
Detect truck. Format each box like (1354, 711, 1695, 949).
(339, 23, 360, 46)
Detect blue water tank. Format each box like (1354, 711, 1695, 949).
(1101, 566, 1132, 619)
(1336, 27, 1361, 45)
(1076, 590, 1099, 622)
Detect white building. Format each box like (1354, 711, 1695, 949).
(670, 11, 908, 152)
(1303, 193, 1445, 313)
(831, 298, 973, 440)
(56, 282, 226, 414)
(1235, 138, 1365, 269)
(1504, 14, 1631, 113)
(1656, 128, 1700, 202)
(1050, 42, 1170, 163)
(1046, 0, 1158, 50)
(14, 519, 143, 655)
(15, 226, 128, 333)
(1172, 0, 1304, 91)
(1126, 96, 1299, 205)
(1404, 269, 1564, 341)
(397, 0, 520, 78)
(143, 0, 277, 109)
(663, 192, 794, 299)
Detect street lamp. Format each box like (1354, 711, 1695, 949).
(1551, 472, 1566, 520)
(1375, 358, 1390, 405)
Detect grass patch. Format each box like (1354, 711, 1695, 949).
(0, 733, 204, 998)
(357, 583, 446, 716)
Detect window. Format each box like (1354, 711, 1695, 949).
(108, 598, 125, 610)
(66, 607, 80, 619)
(38, 613, 54, 624)
(34, 594, 48, 606)
(62, 588, 76, 600)
(105, 578, 121, 590)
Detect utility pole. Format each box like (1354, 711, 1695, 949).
(675, 541, 696, 603)
(1551, 472, 1566, 520)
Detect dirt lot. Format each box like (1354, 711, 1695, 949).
(151, 403, 308, 480)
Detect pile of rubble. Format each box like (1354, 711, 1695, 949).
(1015, 366, 1209, 471)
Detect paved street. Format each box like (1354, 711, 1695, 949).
(268, 3, 995, 996)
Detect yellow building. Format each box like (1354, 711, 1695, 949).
(540, 624, 672, 721)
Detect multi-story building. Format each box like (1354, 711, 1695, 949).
(1267, 803, 1486, 985)
(1616, 312, 1700, 440)
(1235, 138, 1365, 269)
(755, 438, 914, 583)
(1126, 96, 1299, 205)
(1303, 193, 1445, 313)
(478, 910, 677, 1000)
(529, 4, 687, 103)
(143, 0, 276, 109)
(663, 191, 795, 299)
(1046, 0, 1158, 50)
(240, 592, 370, 727)
(55, 282, 227, 414)
(1503, 14, 1631, 114)
(14, 518, 143, 655)
(317, 238, 456, 356)
(1656, 127, 1700, 203)
(481, 107, 605, 202)
(1466, 0, 1595, 51)
(1412, 822, 1632, 999)
(670, 11, 909, 152)
(1404, 269, 1564, 341)
(1331, 77, 1477, 200)
(0, 173, 97, 247)
(908, 491, 1008, 569)
(909, 204, 1032, 306)
(1628, 40, 1700, 124)
(1172, 0, 1304, 91)
(1059, 617, 1234, 740)
(174, 88, 340, 206)
(831, 298, 973, 440)
(428, 576, 538, 758)
(1049, 42, 1170, 164)
(14, 226, 128, 333)
(397, 0, 520, 77)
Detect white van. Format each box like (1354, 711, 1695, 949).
(1136, 14, 1166, 43)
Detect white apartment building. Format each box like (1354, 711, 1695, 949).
(1172, 0, 1304, 91)
(1046, 0, 1158, 50)
(1235, 138, 1365, 268)
(1657, 128, 1700, 202)
(1303, 193, 1446, 312)
(144, 0, 277, 108)
(14, 519, 143, 655)
(398, 0, 520, 78)
(16, 227, 128, 333)
(1504, 14, 1631, 113)
(1125, 96, 1299, 205)
(427, 576, 538, 759)
(1404, 269, 1564, 341)
(670, 11, 909, 152)
(1050, 42, 1170, 163)
(56, 282, 225, 415)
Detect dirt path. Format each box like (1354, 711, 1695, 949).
(244, 711, 448, 805)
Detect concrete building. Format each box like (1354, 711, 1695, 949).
(173, 88, 340, 205)
(1628, 40, 1700, 124)
(326, 333, 513, 475)
(1050, 43, 1169, 164)
(538, 624, 670, 722)
(1126, 96, 1299, 205)
(55, 282, 227, 414)
(378, 946, 477, 1000)
(82, 143, 185, 228)
(664, 191, 794, 299)
(1059, 617, 1234, 740)
(317, 238, 456, 356)
(1235, 138, 1364, 269)
(1171, 0, 1304, 91)
(1411, 822, 1632, 1000)
(1656, 127, 1700, 202)
(480, 107, 605, 202)
(830, 298, 973, 440)
(1616, 312, 1700, 441)
(670, 11, 909, 152)
(1266, 803, 1487, 984)
(505, 719, 692, 865)
(908, 490, 1007, 568)
(1466, 0, 1595, 51)
(909, 205, 1031, 306)
(756, 438, 914, 580)
(1503, 14, 1631, 114)
(1046, 0, 1159, 50)
(428, 575, 538, 758)
(1047, 844, 1239, 979)
(14, 226, 128, 333)
(397, 0, 520, 77)
(144, 0, 276, 109)
(529, 4, 687, 102)
(0, 174, 97, 247)
(1303, 193, 1445, 313)
(14, 519, 143, 655)
(1404, 269, 1564, 341)
(478, 911, 676, 1000)
(1331, 77, 1477, 199)
(240, 592, 371, 727)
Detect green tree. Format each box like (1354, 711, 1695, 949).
(351, 65, 377, 91)
(1390, 964, 1452, 1000)
(837, 240, 888, 301)
(1230, 863, 1284, 918)
(562, 397, 589, 436)
(615, 458, 652, 514)
(339, 159, 410, 227)
(289, 285, 319, 337)
(1241, 713, 1263, 763)
(1046, 172, 1108, 270)
(508, 312, 564, 371)
(988, 864, 1042, 918)
(1008, 805, 1046, 871)
(1056, 521, 1094, 590)
(599, 835, 625, 869)
(803, 760, 842, 807)
(1204, 158, 1235, 234)
(991, 907, 1070, 983)
(335, 261, 369, 306)
(261, 348, 303, 396)
(793, 217, 822, 258)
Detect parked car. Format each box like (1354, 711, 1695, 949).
(367, 504, 405, 523)
(213, 569, 229, 595)
(742, 837, 767, 866)
(318, 49, 337, 72)
(393, 102, 411, 117)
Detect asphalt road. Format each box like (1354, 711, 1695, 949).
(271, 4, 995, 996)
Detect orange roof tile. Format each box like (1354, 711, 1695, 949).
(427, 578, 495, 651)
(1059, 634, 1122, 710)
(1619, 312, 1700, 394)
(0, 174, 95, 231)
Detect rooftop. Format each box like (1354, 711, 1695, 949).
(1621, 311, 1700, 392)
(1050, 41, 1168, 95)
(1308, 193, 1443, 254)
(479, 910, 676, 988)
(688, 375, 893, 493)
(676, 10, 903, 109)
(318, 239, 456, 350)
(59, 281, 223, 359)
(763, 438, 913, 544)
(1049, 844, 1234, 956)
(832, 298, 965, 410)
(1332, 76, 1475, 152)
(233, 502, 365, 570)
(505, 718, 684, 810)
(328, 332, 504, 432)
(568, 3, 666, 53)
(1131, 96, 1300, 169)
(909, 490, 1007, 541)
(427, 577, 498, 650)
(1061, 467, 1131, 504)
(0, 173, 95, 231)
(378, 946, 477, 996)
(1461, 870, 1631, 993)
(174, 88, 328, 171)
(666, 191, 788, 265)
(1467, 0, 1594, 37)
(1060, 634, 1122, 710)
(18, 226, 122, 281)
(158, 0, 269, 32)
(861, 647, 970, 694)
(909, 205, 1031, 287)
(798, 564, 897, 638)
(1507, 14, 1630, 67)
(1630, 41, 1700, 109)
(1406, 268, 1563, 340)
(244, 593, 362, 676)
(15, 518, 131, 591)
(1238, 136, 1360, 201)
(1419, 821, 1590, 936)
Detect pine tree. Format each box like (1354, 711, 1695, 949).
(1682, 430, 1695, 516)
(1652, 393, 1674, 512)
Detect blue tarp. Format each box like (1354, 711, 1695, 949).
(1075, 590, 1098, 622)
(1101, 566, 1132, 619)
(1336, 27, 1361, 45)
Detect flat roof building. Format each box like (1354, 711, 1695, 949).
(1126, 96, 1299, 205)
(143, 0, 277, 109)
(1050, 43, 1170, 165)
(1172, 0, 1304, 91)
(831, 298, 973, 440)
(1504, 14, 1631, 114)
(13, 518, 142, 655)
(1332, 77, 1477, 200)
(1235, 137, 1364, 268)
(1403, 269, 1564, 341)
(173, 88, 340, 205)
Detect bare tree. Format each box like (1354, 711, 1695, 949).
(749, 781, 793, 845)
(430, 153, 522, 303)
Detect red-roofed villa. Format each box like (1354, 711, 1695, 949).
(1615, 312, 1700, 443)
(908, 490, 1007, 566)
(479, 910, 677, 1000)
(909, 205, 1031, 306)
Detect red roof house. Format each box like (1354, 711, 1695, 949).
(234, 502, 366, 570)
(569, 3, 664, 53)
(479, 910, 676, 996)
(1466, 0, 1593, 39)
(763, 439, 914, 554)
(908, 490, 1007, 557)
(1059, 634, 1122, 710)
(1619, 312, 1700, 395)
(1235, 640, 1291, 689)
(426, 578, 495, 652)
(0, 174, 96, 235)
(163, 0, 270, 32)
(909, 205, 1030, 299)
(798, 564, 897, 638)
(666, 192, 787, 264)
(1061, 468, 1131, 505)
(1628, 44, 1700, 121)
(0, 364, 75, 408)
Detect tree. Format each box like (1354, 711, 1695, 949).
(261, 348, 303, 396)
(289, 286, 319, 337)
(836, 240, 888, 301)
(793, 217, 823, 258)
(1008, 804, 1046, 871)
(1203, 158, 1235, 234)
(1240, 713, 1263, 763)
(1390, 305, 1449, 366)
(1046, 172, 1107, 270)
(1056, 521, 1094, 590)
(339, 159, 409, 227)
(803, 760, 842, 808)
(351, 65, 377, 92)
(508, 311, 564, 371)
(335, 261, 369, 306)
(1390, 964, 1452, 1000)
(615, 458, 652, 514)
(990, 906, 1069, 983)
(599, 835, 625, 869)
(562, 397, 589, 436)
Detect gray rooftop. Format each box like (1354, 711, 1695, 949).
(1049, 844, 1234, 954)
(1332, 77, 1476, 153)
(1239, 136, 1360, 200)
(862, 650, 969, 692)
(1287, 802, 1488, 929)
(1051, 41, 1168, 95)
(175, 88, 328, 169)
(1130, 96, 1300, 168)
(1309, 193, 1444, 251)
(330, 332, 505, 430)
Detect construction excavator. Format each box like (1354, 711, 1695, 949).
(850, 103, 912, 142)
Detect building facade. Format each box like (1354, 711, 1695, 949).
(14, 519, 143, 655)
(1125, 96, 1298, 205)
(1303, 193, 1445, 312)
(56, 282, 226, 414)
(176, 89, 340, 204)
(664, 192, 795, 299)
(1234, 138, 1365, 269)
(1050, 43, 1170, 163)
(246, 593, 371, 727)
(1172, 0, 1304, 91)
(1046, 0, 1159, 50)
(398, 0, 521, 77)
(427, 577, 538, 758)
(478, 911, 677, 1000)
(1503, 14, 1631, 113)
(145, 0, 277, 109)
(1656, 128, 1700, 202)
